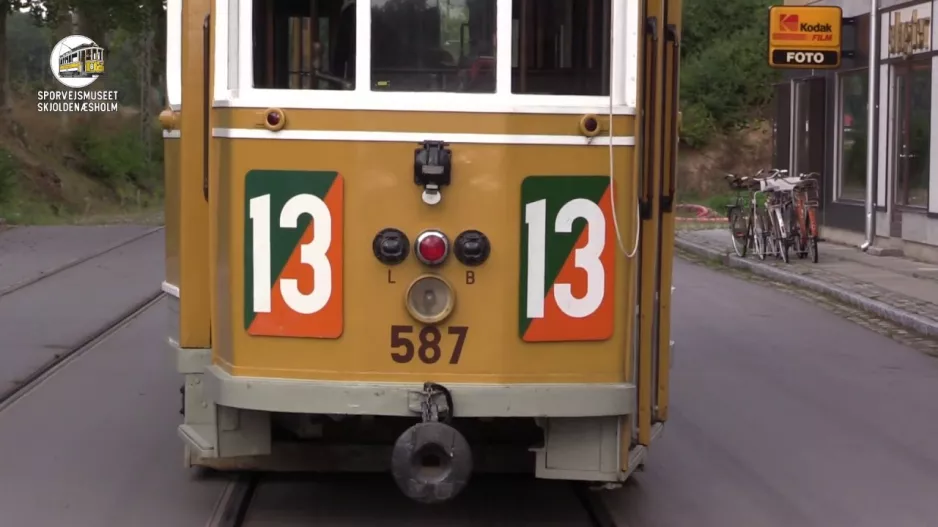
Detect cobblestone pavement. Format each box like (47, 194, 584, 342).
(676, 228, 938, 356)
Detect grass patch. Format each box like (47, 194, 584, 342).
(679, 190, 768, 216)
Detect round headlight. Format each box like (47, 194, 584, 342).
(405, 274, 455, 324)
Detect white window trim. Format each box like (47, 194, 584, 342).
(213, 0, 638, 114)
(166, 0, 182, 110)
(832, 72, 845, 201)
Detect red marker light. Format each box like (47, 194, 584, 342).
(415, 230, 449, 265)
(266, 111, 281, 126)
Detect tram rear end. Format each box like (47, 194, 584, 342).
(165, 0, 681, 504)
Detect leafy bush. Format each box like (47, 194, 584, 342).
(70, 124, 162, 190)
(0, 147, 18, 204)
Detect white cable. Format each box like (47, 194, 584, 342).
(607, 27, 640, 259)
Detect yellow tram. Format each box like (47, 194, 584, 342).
(58, 44, 105, 78)
(161, 0, 680, 503)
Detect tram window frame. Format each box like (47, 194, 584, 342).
(370, 0, 497, 94)
(220, 0, 638, 112)
(166, 0, 182, 109)
(510, 0, 611, 96)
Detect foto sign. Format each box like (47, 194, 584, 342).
(768, 5, 843, 69)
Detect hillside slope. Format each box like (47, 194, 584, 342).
(0, 98, 163, 225)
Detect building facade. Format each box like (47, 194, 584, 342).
(775, 0, 936, 261)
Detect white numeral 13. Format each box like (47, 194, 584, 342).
(249, 193, 332, 315)
(525, 198, 605, 319)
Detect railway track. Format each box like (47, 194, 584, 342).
(206, 473, 626, 527)
(0, 226, 165, 411)
(0, 291, 165, 412)
(0, 227, 163, 299)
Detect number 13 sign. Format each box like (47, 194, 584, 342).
(518, 176, 616, 342)
(243, 170, 344, 338)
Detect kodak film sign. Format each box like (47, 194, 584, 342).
(768, 6, 843, 69)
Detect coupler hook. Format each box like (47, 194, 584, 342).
(390, 381, 473, 504)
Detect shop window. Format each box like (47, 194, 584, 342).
(370, 0, 497, 93)
(253, 0, 356, 90)
(511, 0, 610, 96)
(836, 70, 868, 202)
(893, 58, 931, 208)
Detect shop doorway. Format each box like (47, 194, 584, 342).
(792, 77, 826, 199)
(891, 57, 932, 237)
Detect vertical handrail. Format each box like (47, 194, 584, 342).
(202, 14, 211, 201)
(639, 17, 658, 220)
(662, 23, 679, 211)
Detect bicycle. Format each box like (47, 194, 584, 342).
(793, 172, 820, 262)
(725, 170, 774, 259)
(725, 174, 753, 257)
(762, 169, 795, 264)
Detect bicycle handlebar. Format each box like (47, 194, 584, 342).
(753, 168, 789, 180)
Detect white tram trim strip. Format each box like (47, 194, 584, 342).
(161, 281, 180, 297)
(213, 128, 636, 146)
(163, 130, 181, 139)
(202, 365, 636, 418)
(211, 94, 638, 115)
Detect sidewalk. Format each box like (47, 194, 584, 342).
(676, 228, 938, 338)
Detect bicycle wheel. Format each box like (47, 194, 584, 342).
(790, 206, 805, 259)
(774, 207, 790, 264)
(774, 218, 790, 263)
(753, 211, 766, 260)
(793, 231, 805, 259)
(728, 207, 748, 257)
(805, 207, 818, 263)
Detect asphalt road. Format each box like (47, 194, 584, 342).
(0, 297, 227, 527)
(0, 230, 163, 396)
(605, 258, 938, 527)
(2, 239, 938, 526)
(0, 225, 156, 293)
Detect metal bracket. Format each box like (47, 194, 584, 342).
(407, 382, 454, 423)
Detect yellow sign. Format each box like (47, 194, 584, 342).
(768, 6, 843, 69)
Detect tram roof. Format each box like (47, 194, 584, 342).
(63, 43, 103, 54)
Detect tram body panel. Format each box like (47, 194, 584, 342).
(211, 116, 638, 384)
(176, 0, 212, 349)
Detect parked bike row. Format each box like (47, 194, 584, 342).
(724, 168, 820, 263)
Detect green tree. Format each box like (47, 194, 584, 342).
(0, 0, 32, 111)
(679, 0, 782, 146)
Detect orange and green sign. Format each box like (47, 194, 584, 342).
(244, 169, 344, 338)
(519, 176, 615, 342)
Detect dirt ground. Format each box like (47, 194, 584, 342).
(677, 120, 773, 201)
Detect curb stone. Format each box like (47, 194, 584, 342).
(675, 237, 938, 339)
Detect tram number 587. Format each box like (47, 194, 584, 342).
(390, 325, 468, 364)
(518, 176, 615, 342)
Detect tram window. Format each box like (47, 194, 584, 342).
(253, 0, 356, 90)
(511, 0, 610, 96)
(370, 0, 496, 93)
